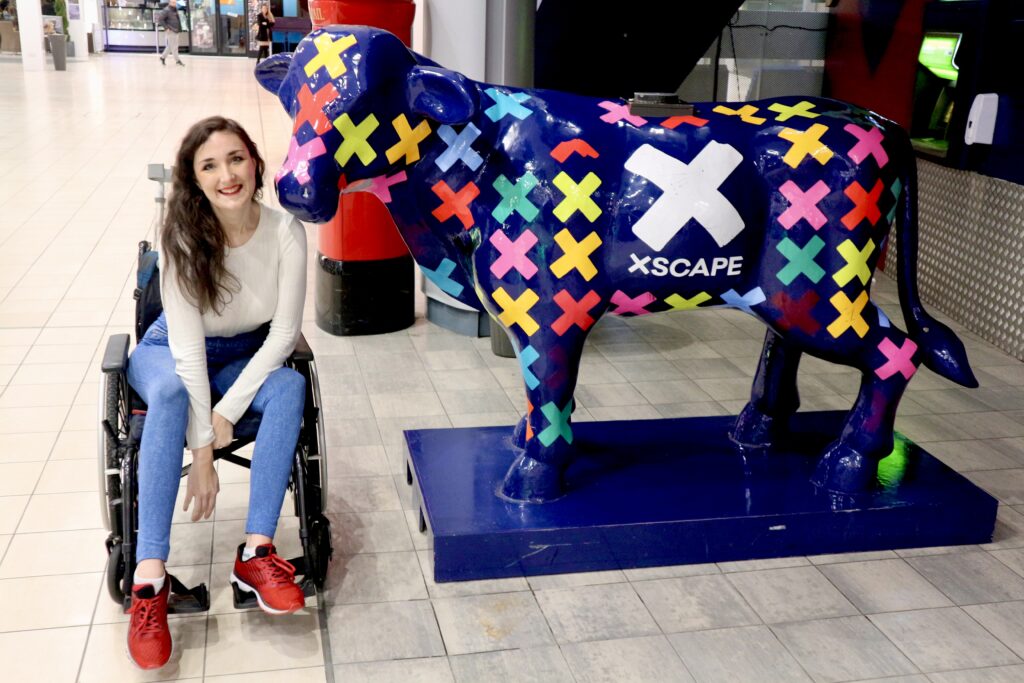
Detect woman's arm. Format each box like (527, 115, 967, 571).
(212, 216, 306, 424)
(161, 256, 216, 450)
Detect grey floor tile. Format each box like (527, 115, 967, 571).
(417, 550, 529, 598)
(369, 392, 445, 419)
(574, 383, 648, 408)
(819, 559, 953, 613)
(330, 476, 402, 513)
(693, 377, 754, 401)
(672, 357, 752, 380)
(436, 388, 515, 415)
(906, 551, 1024, 604)
(622, 562, 720, 582)
(561, 635, 694, 683)
(576, 359, 629, 385)
(726, 566, 859, 624)
(927, 665, 1024, 682)
(328, 601, 445, 664)
(965, 469, 1024, 505)
(991, 548, 1024, 578)
(334, 657, 455, 683)
(432, 592, 554, 654)
(329, 511, 414, 555)
(632, 379, 714, 404)
(633, 574, 760, 633)
(610, 359, 686, 382)
(717, 556, 811, 573)
(869, 607, 1021, 673)
(204, 611, 324, 677)
(807, 550, 899, 565)
(654, 401, 731, 418)
(926, 440, 1024, 471)
(449, 646, 574, 683)
(534, 582, 659, 644)
(772, 616, 918, 683)
(963, 601, 1024, 659)
(670, 625, 810, 683)
(526, 569, 626, 591)
(325, 551, 427, 604)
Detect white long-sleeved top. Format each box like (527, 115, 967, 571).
(161, 204, 307, 450)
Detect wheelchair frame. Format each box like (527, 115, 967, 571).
(99, 240, 333, 613)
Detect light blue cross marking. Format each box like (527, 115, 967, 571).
(887, 178, 902, 225)
(518, 345, 540, 390)
(877, 306, 891, 328)
(492, 172, 541, 223)
(538, 401, 573, 447)
(484, 88, 533, 122)
(420, 258, 464, 297)
(435, 124, 484, 172)
(721, 287, 766, 315)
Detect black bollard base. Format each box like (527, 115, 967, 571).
(315, 252, 415, 336)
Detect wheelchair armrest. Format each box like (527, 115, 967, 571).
(101, 334, 131, 374)
(289, 332, 314, 363)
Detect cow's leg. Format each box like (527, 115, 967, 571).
(731, 329, 803, 448)
(812, 322, 920, 493)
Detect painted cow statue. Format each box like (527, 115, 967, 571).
(256, 26, 977, 503)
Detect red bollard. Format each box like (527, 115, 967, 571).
(308, 0, 417, 335)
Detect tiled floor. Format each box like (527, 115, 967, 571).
(3, 54, 1024, 683)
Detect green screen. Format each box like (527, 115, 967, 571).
(919, 33, 961, 84)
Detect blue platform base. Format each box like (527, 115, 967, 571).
(404, 412, 998, 583)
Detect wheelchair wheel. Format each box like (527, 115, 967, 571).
(105, 538, 126, 603)
(306, 514, 332, 589)
(305, 359, 329, 512)
(97, 371, 128, 534)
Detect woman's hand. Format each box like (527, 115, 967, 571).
(184, 445, 219, 522)
(212, 411, 234, 449)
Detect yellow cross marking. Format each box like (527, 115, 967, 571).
(827, 290, 870, 338)
(333, 113, 379, 167)
(303, 33, 357, 79)
(493, 287, 540, 335)
(833, 239, 875, 287)
(552, 171, 602, 223)
(778, 123, 834, 169)
(666, 292, 712, 310)
(385, 114, 432, 165)
(768, 100, 820, 121)
(713, 104, 766, 125)
(550, 229, 602, 281)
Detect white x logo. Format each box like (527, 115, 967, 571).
(624, 142, 745, 251)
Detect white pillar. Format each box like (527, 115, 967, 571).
(422, 0, 486, 80)
(68, 0, 89, 60)
(19, 0, 46, 71)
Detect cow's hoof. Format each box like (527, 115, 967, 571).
(497, 453, 565, 503)
(729, 404, 776, 449)
(511, 416, 527, 449)
(811, 441, 877, 493)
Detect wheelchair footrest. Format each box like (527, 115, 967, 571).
(166, 574, 210, 614)
(231, 582, 261, 610)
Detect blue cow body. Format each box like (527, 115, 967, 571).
(258, 26, 977, 503)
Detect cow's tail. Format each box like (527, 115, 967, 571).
(893, 136, 978, 388)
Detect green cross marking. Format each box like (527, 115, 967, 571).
(887, 178, 902, 225)
(492, 172, 541, 223)
(776, 235, 825, 285)
(538, 401, 573, 446)
(333, 113, 379, 167)
(768, 101, 820, 121)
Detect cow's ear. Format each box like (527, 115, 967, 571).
(405, 66, 477, 125)
(255, 54, 292, 96)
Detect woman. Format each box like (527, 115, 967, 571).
(254, 3, 274, 63)
(125, 116, 307, 670)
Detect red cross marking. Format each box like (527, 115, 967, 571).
(841, 179, 884, 230)
(844, 124, 889, 168)
(609, 290, 656, 316)
(431, 180, 480, 229)
(550, 138, 600, 163)
(771, 291, 821, 334)
(551, 290, 601, 336)
(294, 82, 340, 136)
(876, 337, 919, 380)
(660, 115, 709, 129)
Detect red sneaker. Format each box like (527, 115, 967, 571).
(127, 581, 171, 670)
(230, 543, 305, 615)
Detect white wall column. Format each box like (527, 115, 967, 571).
(19, 0, 46, 71)
(68, 0, 89, 60)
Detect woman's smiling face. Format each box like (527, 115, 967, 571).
(193, 131, 257, 214)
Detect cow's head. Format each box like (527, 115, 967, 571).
(256, 26, 478, 223)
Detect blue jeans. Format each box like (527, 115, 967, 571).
(127, 313, 305, 563)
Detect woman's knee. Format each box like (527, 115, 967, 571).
(150, 374, 189, 408)
(268, 367, 306, 401)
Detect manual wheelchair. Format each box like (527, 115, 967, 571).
(99, 240, 332, 613)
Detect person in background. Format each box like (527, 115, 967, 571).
(154, 0, 183, 67)
(254, 2, 274, 63)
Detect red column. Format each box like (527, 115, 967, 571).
(308, 0, 417, 335)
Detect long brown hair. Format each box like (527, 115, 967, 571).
(162, 116, 265, 314)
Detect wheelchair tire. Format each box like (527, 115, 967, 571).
(105, 540, 126, 603)
(307, 360, 328, 511)
(307, 514, 332, 590)
(98, 372, 126, 534)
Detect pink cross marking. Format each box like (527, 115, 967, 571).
(778, 179, 830, 230)
(844, 124, 888, 168)
(598, 101, 648, 127)
(276, 136, 327, 186)
(489, 229, 539, 279)
(364, 171, 407, 203)
(609, 290, 656, 316)
(875, 337, 918, 380)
